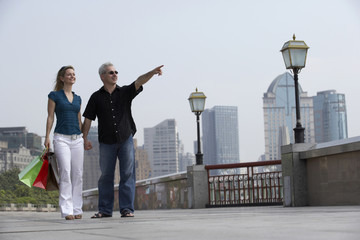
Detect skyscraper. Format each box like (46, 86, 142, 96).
(313, 90, 348, 143)
(263, 72, 315, 160)
(202, 106, 240, 165)
(144, 119, 179, 177)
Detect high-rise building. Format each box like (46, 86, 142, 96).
(202, 106, 240, 165)
(263, 72, 315, 160)
(144, 119, 179, 178)
(313, 90, 348, 143)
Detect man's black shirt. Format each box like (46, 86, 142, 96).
(83, 82, 143, 144)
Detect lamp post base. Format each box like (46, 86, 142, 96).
(196, 153, 203, 165)
(294, 126, 305, 143)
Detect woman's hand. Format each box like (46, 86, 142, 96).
(44, 137, 51, 149)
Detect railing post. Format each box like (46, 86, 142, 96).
(187, 164, 209, 208)
(281, 143, 314, 207)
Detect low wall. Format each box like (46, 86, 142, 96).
(303, 138, 360, 206)
(0, 203, 58, 212)
(282, 136, 360, 206)
(135, 172, 189, 210)
(83, 171, 190, 211)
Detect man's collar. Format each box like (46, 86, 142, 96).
(100, 85, 120, 92)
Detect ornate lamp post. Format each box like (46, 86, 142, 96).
(188, 88, 207, 165)
(280, 34, 309, 143)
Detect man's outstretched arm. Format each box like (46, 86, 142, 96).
(135, 65, 164, 90)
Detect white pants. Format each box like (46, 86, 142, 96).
(53, 134, 84, 218)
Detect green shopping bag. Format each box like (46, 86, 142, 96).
(18, 148, 47, 187)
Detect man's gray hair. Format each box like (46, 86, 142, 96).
(98, 62, 113, 75)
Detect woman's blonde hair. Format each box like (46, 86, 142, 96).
(54, 65, 74, 91)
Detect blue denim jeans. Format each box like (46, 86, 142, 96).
(98, 135, 135, 215)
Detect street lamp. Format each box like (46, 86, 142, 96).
(280, 34, 309, 143)
(188, 88, 207, 165)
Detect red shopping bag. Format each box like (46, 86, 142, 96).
(32, 152, 49, 189)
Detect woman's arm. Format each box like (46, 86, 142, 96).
(44, 98, 55, 149)
(78, 105, 82, 131)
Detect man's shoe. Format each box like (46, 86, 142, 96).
(91, 212, 112, 218)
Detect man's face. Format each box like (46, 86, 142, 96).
(101, 66, 118, 85)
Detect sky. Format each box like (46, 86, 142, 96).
(0, 0, 359, 162)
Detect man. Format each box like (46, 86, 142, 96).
(82, 62, 163, 218)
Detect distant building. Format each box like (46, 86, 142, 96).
(263, 73, 315, 160)
(179, 152, 195, 172)
(0, 145, 33, 172)
(0, 127, 42, 155)
(313, 90, 348, 143)
(144, 119, 179, 178)
(0, 127, 42, 172)
(134, 139, 151, 180)
(177, 137, 195, 172)
(202, 106, 240, 165)
(0, 141, 8, 150)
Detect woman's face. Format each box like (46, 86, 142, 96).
(61, 68, 76, 85)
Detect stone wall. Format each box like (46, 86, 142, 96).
(304, 140, 360, 206)
(282, 136, 360, 206)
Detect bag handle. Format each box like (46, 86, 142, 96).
(40, 147, 49, 161)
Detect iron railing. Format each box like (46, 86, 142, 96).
(205, 160, 283, 207)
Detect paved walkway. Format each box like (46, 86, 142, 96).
(0, 206, 359, 240)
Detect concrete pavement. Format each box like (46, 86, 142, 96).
(0, 206, 359, 240)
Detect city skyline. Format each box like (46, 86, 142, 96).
(1, 0, 359, 162)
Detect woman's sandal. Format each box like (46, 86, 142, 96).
(91, 212, 112, 219)
(121, 210, 134, 218)
(74, 214, 82, 219)
(65, 215, 74, 220)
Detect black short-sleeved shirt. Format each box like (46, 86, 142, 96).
(83, 82, 143, 144)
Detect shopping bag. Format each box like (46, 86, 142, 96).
(32, 153, 49, 189)
(46, 152, 59, 191)
(18, 148, 47, 187)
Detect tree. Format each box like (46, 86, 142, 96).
(0, 168, 59, 205)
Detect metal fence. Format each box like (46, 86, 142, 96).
(205, 160, 283, 207)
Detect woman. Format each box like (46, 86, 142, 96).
(44, 65, 84, 220)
